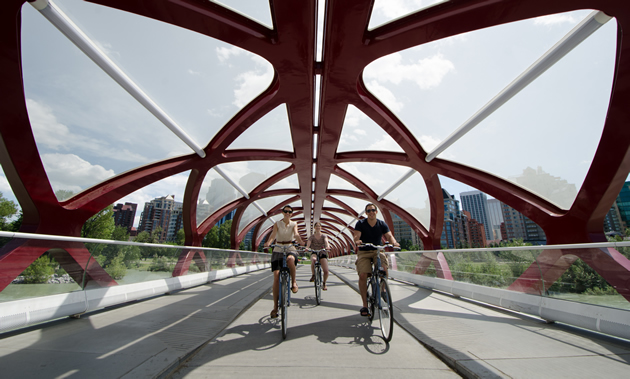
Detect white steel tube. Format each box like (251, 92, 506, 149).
(31, 0, 206, 158)
(426, 11, 612, 162)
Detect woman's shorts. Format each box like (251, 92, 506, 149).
(311, 252, 328, 260)
(355, 250, 388, 274)
(271, 252, 298, 271)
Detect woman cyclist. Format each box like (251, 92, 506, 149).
(307, 221, 330, 290)
(264, 205, 304, 318)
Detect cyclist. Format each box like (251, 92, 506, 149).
(353, 203, 399, 317)
(264, 204, 304, 319)
(307, 221, 330, 290)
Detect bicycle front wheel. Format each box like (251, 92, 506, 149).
(281, 273, 289, 339)
(378, 278, 394, 342)
(315, 265, 322, 305)
(366, 278, 375, 322)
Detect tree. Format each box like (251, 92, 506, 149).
(218, 220, 232, 249)
(176, 228, 185, 246)
(202, 226, 219, 248)
(55, 189, 75, 201)
(0, 192, 18, 230)
(82, 204, 115, 256)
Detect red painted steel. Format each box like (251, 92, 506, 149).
(0, 0, 629, 301)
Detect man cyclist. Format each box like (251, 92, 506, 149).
(353, 203, 399, 317)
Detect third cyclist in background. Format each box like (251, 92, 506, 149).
(307, 221, 330, 290)
(353, 203, 399, 317)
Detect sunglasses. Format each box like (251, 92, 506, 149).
(366, 209, 377, 213)
(283, 210, 293, 214)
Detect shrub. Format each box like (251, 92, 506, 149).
(22, 255, 55, 284)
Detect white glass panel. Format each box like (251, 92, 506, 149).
(325, 211, 358, 226)
(384, 172, 430, 229)
(441, 15, 615, 210)
(227, 104, 293, 152)
(115, 171, 191, 229)
(21, 4, 189, 193)
(266, 174, 300, 191)
(211, 0, 273, 28)
(196, 170, 242, 226)
(364, 10, 614, 210)
(217, 161, 291, 194)
(48, 0, 273, 148)
(328, 195, 372, 216)
(368, 0, 448, 30)
(337, 162, 409, 197)
(238, 195, 293, 234)
(338, 105, 403, 152)
(328, 173, 362, 192)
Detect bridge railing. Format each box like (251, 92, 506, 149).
(0, 232, 270, 333)
(329, 242, 630, 340)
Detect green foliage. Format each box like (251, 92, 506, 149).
(203, 226, 219, 248)
(104, 252, 127, 280)
(21, 255, 55, 284)
(148, 255, 175, 272)
(82, 204, 116, 256)
(0, 192, 18, 230)
(176, 228, 185, 246)
(55, 189, 76, 201)
(135, 227, 172, 258)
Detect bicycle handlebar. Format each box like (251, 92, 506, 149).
(357, 243, 401, 251)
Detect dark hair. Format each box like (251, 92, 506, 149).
(282, 205, 293, 212)
(365, 203, 377, 212)
(314, 221, 322, 227)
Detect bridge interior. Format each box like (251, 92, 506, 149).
(1, 267, 628, 378)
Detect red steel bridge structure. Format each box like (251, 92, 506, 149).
(1, 0, 630, 302)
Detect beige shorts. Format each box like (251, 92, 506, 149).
(355, 250, 389, 274)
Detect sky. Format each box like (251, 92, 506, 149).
(0, 0, 621, 230)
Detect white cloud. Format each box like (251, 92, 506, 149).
(216, 46, 242, 63)
(369, 137, 401, 151)
(373, 0, 429, 19)
(366, 80, 404, 112)
(26, 99, 149, 163)
(233, 60, 274, 108)
(354, 129, 367, 136)
(188, 69, 201, 75)
(534, 14, 577, 26)
(364, 52, 455, 90)
(418, 135, 441, 151)
(41, 153, 115, 193)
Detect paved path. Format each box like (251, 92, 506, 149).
(170, 265, 458, 378)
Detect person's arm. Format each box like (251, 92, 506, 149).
(293, 224, 304, 245)
(353, 229, 362, 246)
(306, 235, 312, 249)
(384, 231, 399, 247)
(324, 235, 331, 250)
(264, 224, 278, 247)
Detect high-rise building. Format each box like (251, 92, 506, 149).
(500, 202, 546, 244)
(113, 202, 137, 234)
(166, 202, 184, 242)
(463, 210, 487, 248)
(615, 181, 630, 230)
(138, 195, 178, 242)
(391, 213, 421, 249)
(441, 189, 470, 249)
(460, 190, 492, 242)
(486, 199, 504, 242)
(604, 202, 624, 235)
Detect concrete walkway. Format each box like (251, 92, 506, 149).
(332, 266, 630, 379)
(1, 266, 629, 378)
(170, 266, 458, 378)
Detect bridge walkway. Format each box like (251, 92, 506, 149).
(0, 266, 629, 378)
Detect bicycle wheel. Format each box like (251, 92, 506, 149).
(280, 272, 289, 339)
(366, 278, 375, 322)
(378, 278, 394, 342)
(315, 265, 322, 305)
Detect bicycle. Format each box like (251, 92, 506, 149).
(307, 248, 326, 305)
(266, 243, 297, 340)
(359, 243, 399, 342)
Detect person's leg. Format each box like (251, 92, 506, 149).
(310, 254, 316, 281)
(321, 257, 329, 290)
(359, 272, 369, 308)
(287, 255, 298, 292)
(272, 270, 280, 315)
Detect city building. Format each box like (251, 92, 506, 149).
(113, 202, 137, 235)
(460, 190, 492, 242)
(463, 210, 487, 248)
(441, 189, 470, 249)
(138, 195, 179, 243)
(486, 198, 504, 242)
(391, 213, 422, 249)
(615, 181, 630, 230)
(500, 202, 546, 244)
(604, 202, 624, 236)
